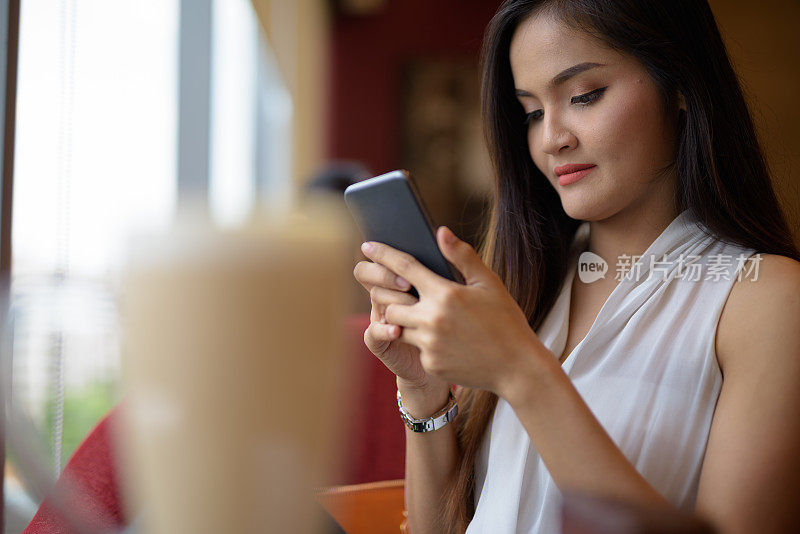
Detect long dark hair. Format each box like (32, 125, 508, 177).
(440, 0, 800, 531)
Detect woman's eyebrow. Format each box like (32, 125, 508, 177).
(515, 62, 606, 97)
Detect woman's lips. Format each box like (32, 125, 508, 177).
(557, 165, 596, 186)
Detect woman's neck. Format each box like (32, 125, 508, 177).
(585, 203, 681, 276)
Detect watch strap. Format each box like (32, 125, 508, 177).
(397, 387, 458, 433)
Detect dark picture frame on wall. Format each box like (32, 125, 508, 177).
(400, 58, 493, 249)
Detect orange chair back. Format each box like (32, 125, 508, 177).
(316, 479, 407, 534)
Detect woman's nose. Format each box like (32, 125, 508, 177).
(538, 113, 577, 155)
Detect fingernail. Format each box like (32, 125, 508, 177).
(361, 242, 374, 254)
(396, 276, 411, 290)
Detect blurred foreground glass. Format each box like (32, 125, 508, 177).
(118, 197, 355, 533)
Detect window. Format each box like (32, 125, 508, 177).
(4, 0, 292, 529)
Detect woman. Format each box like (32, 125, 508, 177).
(352, 1, 800, 532)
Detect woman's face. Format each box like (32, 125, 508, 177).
(509, 12, 681, 221)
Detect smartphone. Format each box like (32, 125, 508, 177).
(343, 169, 465, 298)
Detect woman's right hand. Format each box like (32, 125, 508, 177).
(353, 258, 440, 390)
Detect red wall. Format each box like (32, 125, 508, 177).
(327, 0, 503, 175)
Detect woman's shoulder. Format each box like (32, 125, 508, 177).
(715, 253, 800, 375)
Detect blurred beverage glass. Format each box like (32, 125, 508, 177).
(119, 197, 354, 533)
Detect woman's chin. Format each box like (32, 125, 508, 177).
(559, 198, 611, 222)
(557, 181, 629, 222)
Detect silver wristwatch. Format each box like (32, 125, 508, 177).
(397, 387, 459, 433)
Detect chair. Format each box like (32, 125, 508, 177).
(316, 479, 407, 534)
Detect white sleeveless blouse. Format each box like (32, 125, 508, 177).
(465, 209, 757, 533)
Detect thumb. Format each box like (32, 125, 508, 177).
(436, 226, 490, 285)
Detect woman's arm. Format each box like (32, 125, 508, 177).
(361, 230, 793, 530)
(365, 228, 679, 524)
(501, 253, 800, 531)
(693, 254, 800, 532)
(353, 241, 465, 534)
(500, 342, 673, 509)
(397, 377, 460, 534)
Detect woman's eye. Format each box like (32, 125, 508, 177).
(570, 86, 608, 105)
(524, 86, 609, 126)
(524, 110, 543, 125)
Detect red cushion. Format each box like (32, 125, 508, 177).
(23, 405, 126, 534)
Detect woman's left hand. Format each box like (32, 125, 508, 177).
(359, 226, 547, 395)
